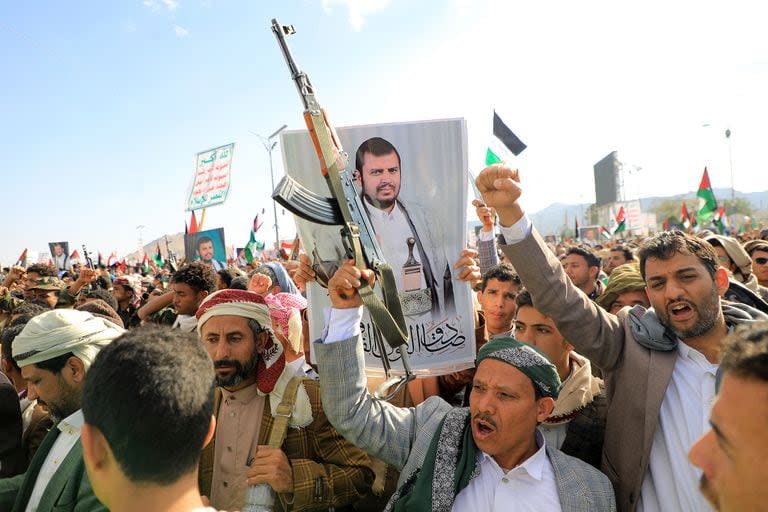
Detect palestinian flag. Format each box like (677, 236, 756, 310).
(681, 201, 691, 230)
(613, 206, 626, 235)
(696, 167, 718, 225)
(153, 242, 164, 267)
(15, 248, 28, 267)
(599, 226, 612, 240)
(485, 111, 527, 165)
(253, 214, 263, 233)
(70, 249, 81, 263)
(141, 253, 151, 274)
(714, 206, 728, 234)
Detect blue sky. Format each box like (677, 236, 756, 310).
(2, 0, 767, 264)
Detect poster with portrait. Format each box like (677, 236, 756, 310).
(184, 228, 227, 271)
(48, 241, 70, 271)
(280, 118, 473, 377)
(578, 225, 602, 247)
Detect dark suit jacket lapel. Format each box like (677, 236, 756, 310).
(13, 426, 61, 511)
(36, 440, 84, 511)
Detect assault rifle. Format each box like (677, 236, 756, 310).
(270, 19, 413, 398)
(82, 245, 95, 270)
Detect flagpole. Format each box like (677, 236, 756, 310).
(252, 124, 288, 257)
(725, 128, 734, 204)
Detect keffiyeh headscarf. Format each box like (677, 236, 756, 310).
(196, 289, 312, 426)
(114, 275, 143, 308)
(13, 309, 125, 370)
(263, 292, 307, 354)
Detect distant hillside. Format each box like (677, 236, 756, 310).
(529, 187, 768, 236)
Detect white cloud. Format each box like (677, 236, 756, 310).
(321, 0, 391, 31)
(174, 25, 189, 37)
(143, 0, 179, 11)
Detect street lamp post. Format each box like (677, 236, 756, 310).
(254, 124, 288, 255)
(725, 128, 734, 204)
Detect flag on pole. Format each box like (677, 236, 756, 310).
(244, 231, 265, 264)
(714, 207, 728, 234)
(485, 111, 527, 165)
(253, 214, 263, 233)
(613, 206, 626, 235)
(70, 249, 81, 262)
(599, 226, 612, 240)
(141, 253, 151, 274)
(15, 249, 28, 267)
(189, 211, 199, 234)
(153, 242, 164, 267)
(608, 206, 618, 234)
(696, 167, 718, 225)
(681, 201, 691, 230)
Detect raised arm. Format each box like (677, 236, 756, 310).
(476, 165, 627, 371)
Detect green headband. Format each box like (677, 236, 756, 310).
(476, 337, 561, 399)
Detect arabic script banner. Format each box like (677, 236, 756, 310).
(186, 143, 235, 211)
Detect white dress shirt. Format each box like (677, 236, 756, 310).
(25, 409, 84, 512)
(453, 430, 562, 512)
(638, 343, 717, 512)
(366, 201, 426, 292)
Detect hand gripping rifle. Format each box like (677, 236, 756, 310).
(270, 19, 414, 399)
(82, 245, 95, 270)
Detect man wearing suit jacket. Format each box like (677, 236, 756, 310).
(0, 309, 124, 512)
(475, 164, 768, 512)
(315, 260, 616, 511)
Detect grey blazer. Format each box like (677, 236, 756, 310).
(501, 227, 677, 512)
(316, 336, 616, 511)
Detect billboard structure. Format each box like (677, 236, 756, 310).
(594, 151, 620, 206)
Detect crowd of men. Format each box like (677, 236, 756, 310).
(1, 163, 768, 511)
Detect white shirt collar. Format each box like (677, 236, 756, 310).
(364, 199, 401, 221)
(480, 429, 548, 481)
(677, 342, 718, 374)
(57, 409, 84, 435)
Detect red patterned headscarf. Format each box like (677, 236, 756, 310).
(196, 289, 285, 394)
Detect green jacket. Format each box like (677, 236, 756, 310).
(0, 426, 106, 512)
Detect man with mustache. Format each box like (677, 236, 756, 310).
(0, 309, 125, 511)
(688, 322, 768, 512)
(354, 136, 453, 316)
(474, 164, 768, 512)
(314, 260, 616, 511)
(195, 289, 373, 511)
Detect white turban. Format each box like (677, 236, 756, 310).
(13, 309, 125, 369)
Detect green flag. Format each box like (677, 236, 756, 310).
(696, 167, 718, 225)
(244, 231, 257, 264)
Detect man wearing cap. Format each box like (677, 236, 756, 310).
(705, 234, 768, 301)
(25, 277, 65, 309)
(314, 260, 615, 511)
(111, 276, 142, 328)
(745, 239, 768, 288)
(0, 309, 125, 512)
(195, 289, 374, 511)
(595, 262, 649, 315)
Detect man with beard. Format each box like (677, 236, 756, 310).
(195, 289, 373, 511)
(314, 260, 615, 510)
(353, 136, 453, 316)
(0, 309, 125, 511)
(475, 164, 768, 512)
(196, 236, 224, 271)
(688, 322, 768, 512)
